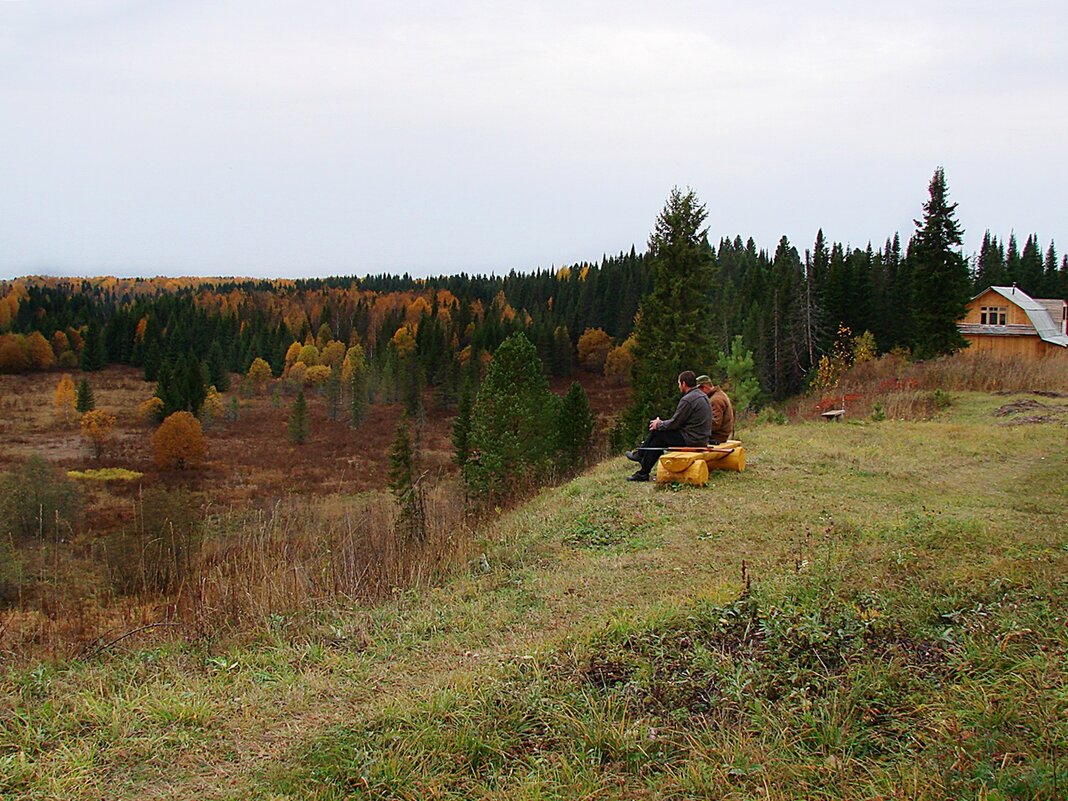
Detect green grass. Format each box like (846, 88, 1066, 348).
(2, 391, 1066, 799)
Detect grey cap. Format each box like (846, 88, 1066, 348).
(695, 374, 713, 386)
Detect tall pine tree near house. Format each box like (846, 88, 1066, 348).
(622, 187, 716, 446)
(1042, 242, 1060, 297)
(1019, 235, 1044, 295)
(908, 167, 970, 358)
(1005, 233, 1021, 286)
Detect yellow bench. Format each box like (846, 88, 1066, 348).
(655, 440, 745, 486)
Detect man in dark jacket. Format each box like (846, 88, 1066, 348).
(625, 370, 712, 481)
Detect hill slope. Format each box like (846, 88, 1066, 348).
(4, 391, 1066, 799)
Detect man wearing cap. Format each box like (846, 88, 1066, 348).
(697, 374, 734, 444)
(624, 370, 711, 481)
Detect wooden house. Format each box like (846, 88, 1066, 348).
(958, 285, 1068, 357)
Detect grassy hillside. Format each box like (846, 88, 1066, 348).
(3, 390, 1066, 800)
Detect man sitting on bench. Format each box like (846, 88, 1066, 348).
(696, 374, 735, 444)
(624, 370, 712, 482)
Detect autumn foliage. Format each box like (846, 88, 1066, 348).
(53, 374, 77, 426)
(577, 327, 613, 372)
(80, 409, 117, 459)
(153, 411, 206, 470)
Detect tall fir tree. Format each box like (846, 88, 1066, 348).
(80, 322, 108, 372)
(207, 340, 230, 392)
(387, 412, 424, 541)
(464, 332, 559, 499)
(75, 377, 95, 413)
(907, 167, 970, 358)
(288, 389, 311, 444)
(623, 187, 716, 445)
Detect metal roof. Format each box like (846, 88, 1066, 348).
(974, 286, 1068, 347)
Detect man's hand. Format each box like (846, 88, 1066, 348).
(648, 417, 661, 431)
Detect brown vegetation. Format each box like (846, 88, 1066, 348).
(0, 366, 628, 659)
(785, 349, 1068, 422)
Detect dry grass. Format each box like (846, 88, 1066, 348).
(787, 349, 1068, 422)
(0, 367, 627, 661)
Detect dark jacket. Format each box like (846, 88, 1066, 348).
(657, 388, 712, 446)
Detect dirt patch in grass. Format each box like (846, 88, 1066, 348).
(992, 397, 1068, 424)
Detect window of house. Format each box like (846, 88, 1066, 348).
(980, 306, 1007, 325)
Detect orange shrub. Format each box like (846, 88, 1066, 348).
(153, 411, 206, 470)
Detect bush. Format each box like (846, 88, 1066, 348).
(754, 406, 788, 426)
(153, 411, 206, 469)
(138, 396, 165, 424)
(0, 456, 82, 541)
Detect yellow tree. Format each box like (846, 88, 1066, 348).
(297, 344, 321, 367)
(247, 357, 273, 393)
(320, 340, 346, 372)
(283, 341, 302, 371)
(26, 331, 56, 369)
(153, 411, 206, 469)
(80, 409, 116, 459)
(391, 325, 417, 358)
(53, 374, 77, 425)
(304, 364, 332, 387)
(577, 327, 613, 372)
(604, 335, 637, 386)
(200, 385, 225, 429)
(138, 396, 165, 423)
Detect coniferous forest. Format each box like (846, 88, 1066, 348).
(1, 169, 1065, 414)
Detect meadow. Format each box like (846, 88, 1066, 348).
(1, 352, 1065, 799)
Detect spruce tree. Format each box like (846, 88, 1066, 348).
(388, 412, 424, 541)
(623, 187, 716, 445)
(452, 379, 473, 468)
(288, 390, 310, 444)
(80, 322, 108, 372)
(75, 377, 95, 413)
(465, 332, 559, 499)
(716, 336, 760, 417)
(207, 340, 230, 392)
(556, 382, 594, 474)
(908, 167, 970, 358)
(1019, 235, 1044, 295)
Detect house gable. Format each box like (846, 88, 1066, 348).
(958, 285, 1068, 354)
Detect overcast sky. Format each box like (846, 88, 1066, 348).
(1, 1, 1066, 280)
